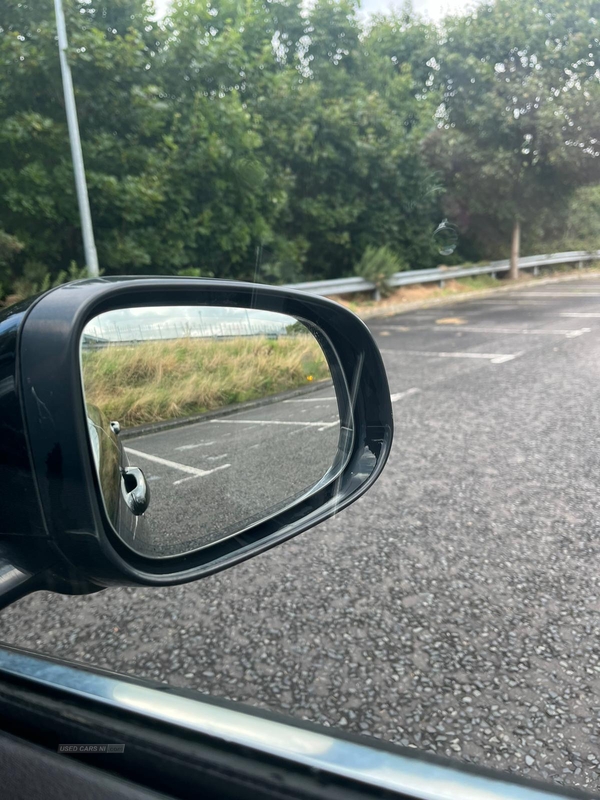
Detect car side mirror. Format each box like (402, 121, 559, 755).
(0, 278, 393, 606)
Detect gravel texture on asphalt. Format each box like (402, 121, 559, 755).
(3, 280, 600, 792)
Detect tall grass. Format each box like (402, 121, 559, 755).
(82, 335, 329, 428)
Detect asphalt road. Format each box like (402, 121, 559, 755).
(3, 278, 600, 792)
(122, 387, 341, 556)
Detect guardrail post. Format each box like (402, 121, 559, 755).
(374, 288, 381, 302)
(533, 265, 539, 276)
(439, 279, 446, 288)
(491, 271, 497, 280)
(578, 260, 584, 270)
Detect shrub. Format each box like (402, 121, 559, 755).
(355, 246, 406, 298)
(3, 261, 89, 306)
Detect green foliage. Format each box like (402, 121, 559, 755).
(0, 0, 598, 303)
(559, 186, 600, 253)
(426, 0, 600, 259)
(6, 260, 88, 305)
(529, 184, 600, 254)
(0, 228, 24, 296)
(355, 245, 406, 297)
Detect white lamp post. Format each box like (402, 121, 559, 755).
(53, 0, 99, 277)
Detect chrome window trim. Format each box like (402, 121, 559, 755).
(0, 646, 579, 800)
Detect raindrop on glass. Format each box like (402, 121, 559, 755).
(433, 220, 459, 256)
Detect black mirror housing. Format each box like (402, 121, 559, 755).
(0, 278, 393, 606)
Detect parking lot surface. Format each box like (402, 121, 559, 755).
(3, 278, 600, 791)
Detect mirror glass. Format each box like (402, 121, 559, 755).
(80, 305, 347, 557)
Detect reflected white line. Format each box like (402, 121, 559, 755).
(125, 447, 231, 485)
(381, 350, 522, 364)
(390, 387, 421, 403)
(210, 419, 339, 428)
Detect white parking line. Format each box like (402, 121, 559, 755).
(390, 387, 421, 402)
(175, 441, 215, 451)
(477, 300, 552, 305)
(381, 350, 522, 364)
(125, 447, 231, 485)
(283, 397, 336, 403)
(518, 292, 600, 297)
(560, 312, 600, 318)
(550, 283, 600, 287)
(430, 326, 590, 338)
(210, 419, 339, 429)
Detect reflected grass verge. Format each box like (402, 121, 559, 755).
(82, 335, 329, 428)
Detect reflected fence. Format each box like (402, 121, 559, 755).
(82, 318, 294, 350)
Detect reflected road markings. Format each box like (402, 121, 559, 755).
(125, 447, 231, 486)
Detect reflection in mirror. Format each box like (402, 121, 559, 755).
(80, 306, 349, 557)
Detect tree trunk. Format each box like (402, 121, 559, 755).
(509, 219, 520, 281)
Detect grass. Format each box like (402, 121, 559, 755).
(82, 335, 329, 428)
(452, 275, 500, 291)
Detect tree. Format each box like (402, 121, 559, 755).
(427, 0, 600, 278)
(247, 1, 441, 280)
(0, 0, 286, 288)
(155, 1, 287, 279)
(160, 0, 442, 282)
(0, 0, 168, 285)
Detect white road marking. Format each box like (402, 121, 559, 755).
(175, 441, 215, 451)
(477, 300, 552, 305)
(289, 426, 314, 435)
(488, 354, 523, 364)
(390, 387, 421, 403)
(283, 397, 336, 403)
(560, 312, 600, 318)
(550, 283, 600, 287)
(381, 350, 522, 364)
(172, 469, 229, 486)
(430, 326, 590, 338)
(125, 447, 231, 486)
(518, 292, 600, 297)
(209, 419, 339, 429)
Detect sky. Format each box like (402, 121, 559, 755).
(359, 0, 470, 18)
(153, 0, 472, 22)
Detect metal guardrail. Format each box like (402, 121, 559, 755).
(284, 250, 600, 299)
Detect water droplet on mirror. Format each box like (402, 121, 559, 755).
(433, 219, 458, 256)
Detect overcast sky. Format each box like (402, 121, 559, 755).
(153, 0, 472, 22)
(359, 0, 470, 18)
